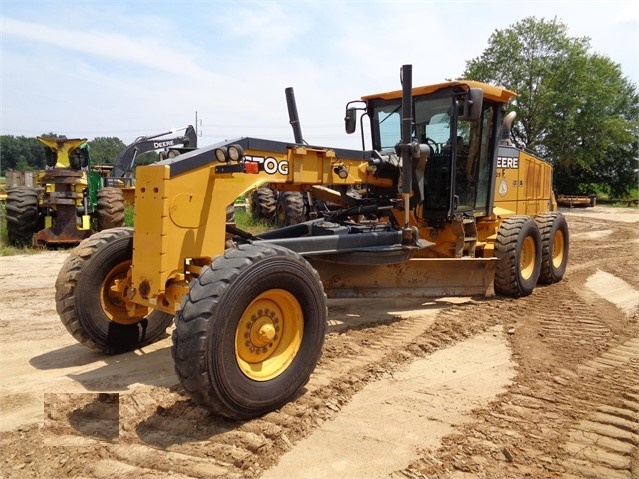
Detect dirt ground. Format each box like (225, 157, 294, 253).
(1, 205, 637, 479)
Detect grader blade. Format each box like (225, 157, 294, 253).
(310, 257, 497, 298)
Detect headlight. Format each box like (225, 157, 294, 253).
(227, 144, 244, 161)
(214, 147, 228, 162)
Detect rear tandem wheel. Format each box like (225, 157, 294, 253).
(275, 191, 307, 226)
(493, 216, 542, 297)
(55, 227, 173, 353)
(535, 212, 569, 284)
(172, 243, 327, 420)
(251, 187, 278, 221)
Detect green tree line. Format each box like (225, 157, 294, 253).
(0, 135, 128, 174)
(0, 135, 164, 176)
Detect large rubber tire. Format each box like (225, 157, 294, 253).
(494, 216, 542, 297)
(55, 227, 173, 353)
(5, 187, 40, 246)
(172, 243, 327, 420)
(96, 187, 125, 230)
(276, 191, 307, 226)
(535, 212, 569, 284)
(250, 187, 278, 221)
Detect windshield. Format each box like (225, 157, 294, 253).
(372, 96, 455, 150)
(369, 92, 497, 218)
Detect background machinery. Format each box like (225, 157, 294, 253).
(6, 137, 125, 247)
(55, 65, 569, 420)
(97, 125, 198, 204)
(5, 127, 198, 248)
(556, 193, 597, 208)
(108, 125, 197, 182)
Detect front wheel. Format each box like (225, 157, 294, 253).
(55, 227, 173, 353)
(494, 216, 542, 297)
(172, 243, 327, 420)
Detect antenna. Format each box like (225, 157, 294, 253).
(195, 111, 203, 137)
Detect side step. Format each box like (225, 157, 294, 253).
(309, 257, 497, 299)
(452, 217, 478, 257)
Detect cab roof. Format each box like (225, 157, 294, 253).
(361, 80, 517, 104)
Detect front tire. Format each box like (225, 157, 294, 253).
(172, 243, 327, 420)
(55, 227, 173, 353)
(494, 216, 542, 297)
(535, 212, 569, 284)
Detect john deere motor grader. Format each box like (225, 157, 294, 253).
(55, 65, 569, 420)
(6, 137, 125, 247)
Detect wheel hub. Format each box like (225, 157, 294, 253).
(255, 320, 276, 344)
(101, 260, 148, 325)
(235, 290, 303, 381)
(240, 308, 281, 362)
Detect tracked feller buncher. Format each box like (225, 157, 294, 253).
(6, 137, 125, 247)
(55, 65, 569, 420)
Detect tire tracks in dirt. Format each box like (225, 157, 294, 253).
(1, 297, 508, 478)
(392, 214, 639, 479)
(390, 333, 639, 479)
(1, 210, 637, 479)
(264, 325, 514, 479)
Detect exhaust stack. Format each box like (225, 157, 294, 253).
(285, 87, 304, 144)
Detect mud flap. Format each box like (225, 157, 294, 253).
(309, 257, 497, 298)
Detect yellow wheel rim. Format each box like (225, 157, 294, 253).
(100, 260, 148, 325)
(520, 236, 536, 280)
(551, 229, 565, 269)
(235, 289, 303, 381)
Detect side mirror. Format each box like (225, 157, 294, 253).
(500, 111, 517, 144)
(345, 108, 357, 134)
(460, 88, 483, 121)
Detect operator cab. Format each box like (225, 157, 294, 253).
(347, 82, 506, 227)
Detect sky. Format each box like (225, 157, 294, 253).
(1, 0, 638, 151)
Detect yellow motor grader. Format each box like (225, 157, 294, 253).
(55, 65, 569, 420)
